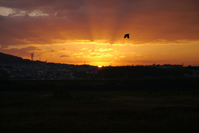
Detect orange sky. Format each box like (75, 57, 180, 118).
(0, 0, 199, 66)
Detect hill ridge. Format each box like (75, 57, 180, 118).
(0, 52, 32, 64)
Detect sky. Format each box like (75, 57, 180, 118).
(0, 0, 199, 66)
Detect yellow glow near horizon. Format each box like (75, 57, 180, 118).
(2, 39, 199, 67)
(4, 40, 197, 67)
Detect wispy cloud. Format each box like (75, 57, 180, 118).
(60, 55, 70, 58)
(81, 48, 88, 50)
(0, 0, 198, 47)
(99, 48, 113, 52)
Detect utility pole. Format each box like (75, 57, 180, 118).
(31, 53, 34, 61)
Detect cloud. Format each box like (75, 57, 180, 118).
(60, 55, 70, 58)
(0, 0, 84, 11)
(50, 50, 58, 52)
(88, 49, 97, 52)
(81, 48, 88, 50)
(0, 46, 41, 57)
(98, 48, 113, 52)
(90, 53, 101, 57)
(0, 0, 199, 48)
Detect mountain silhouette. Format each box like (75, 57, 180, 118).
(0, 52, 32, 64)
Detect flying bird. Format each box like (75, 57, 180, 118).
(124, 34, 129, 39)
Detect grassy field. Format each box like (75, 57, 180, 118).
(1, 80, 199, 132)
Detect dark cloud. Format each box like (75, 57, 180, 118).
(0, 15, 5, 20)
(50, 50, 58, 53)
(0, 0, 199, 47)
(60, 55, 69, 58)
(0, 0, 84, 11)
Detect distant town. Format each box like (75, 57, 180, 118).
(1, 62, 199, 80)
(0, 52, 199, 80)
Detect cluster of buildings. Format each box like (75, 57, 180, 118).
(0, 62, 98, 80)
(0, 62, 199, 80)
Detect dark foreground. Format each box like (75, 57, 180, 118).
(1, 79, 199, 133)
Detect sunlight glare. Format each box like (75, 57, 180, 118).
(98, 65, 102, 68)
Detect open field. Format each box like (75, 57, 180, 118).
(1, 79, 199, 132)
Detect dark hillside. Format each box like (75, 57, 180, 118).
(0, 52, 32, 64)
